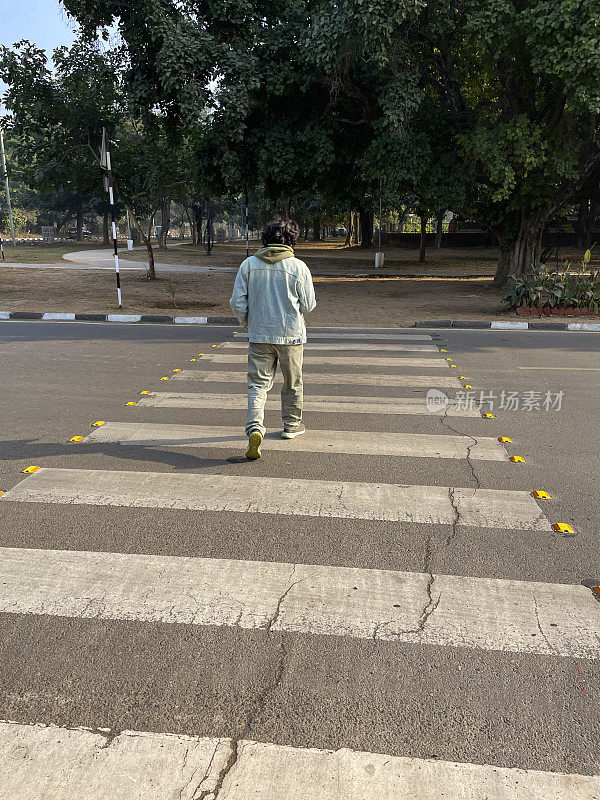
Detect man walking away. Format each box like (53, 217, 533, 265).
(230, 218, 316, 459)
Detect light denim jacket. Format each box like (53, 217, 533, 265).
(230, 249, 316, 344)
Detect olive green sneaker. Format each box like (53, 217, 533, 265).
(281, 424, 306, 440)
(245, 431, 262, 460)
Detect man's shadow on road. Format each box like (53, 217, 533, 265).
(0, 439, 260, 472)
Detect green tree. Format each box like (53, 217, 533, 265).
(0, 38, 121, 240)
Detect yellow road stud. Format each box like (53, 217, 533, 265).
(510, 455, 525, 462)
(68, 436, 84, 442)
(172, 369, 182, 373)
(532, 491, 550, 499)
(160, 377, 169, 381)
(498, 436, 512, 443)
(0, 491, 4, 497)
(592, 586, 600, 598)
(21, 466, 40, 474)
(464, 384, 473, 389)
(449, 364, 457, 368)
(92, 421, 105, 427)
(211, 344, 218, 347)
(459, 376, 468, 380)
(483, 413, 495, 418)
(446, 357, 453, 361)
(189, 358, 197, 362)
(553, 523, 574, 533)
(440, 349, 447, 352)
(125, 401, 136, 406)
(198, 353, 205, 356)
(139, 391, 150, 395)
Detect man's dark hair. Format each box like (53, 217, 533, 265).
(262, 218, 299, 247)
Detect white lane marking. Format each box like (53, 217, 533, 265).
(137, 392, 481, 416)
(234, 331, 433, 340)
(0, 468, 551, 530)
(41, 312, 76, 321)
(223, 342, 439, 352)
(1, 722, 598, 800)
(170, 371, 463, 387)
(1, 548, 597, 656)
(0, 720, 227, 799)
(84, 422, 508, 460)
(203, 354, 449, 368)
(106, 314, 141, 323)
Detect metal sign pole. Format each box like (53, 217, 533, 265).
(100, 128, 122, 309)
(0, 123, 16, 246)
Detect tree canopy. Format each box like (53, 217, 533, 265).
(1, 0, 599, 283)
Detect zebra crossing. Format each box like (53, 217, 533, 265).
(1, 327, 597, 797)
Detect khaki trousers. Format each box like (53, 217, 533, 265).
(245, 343, 304, 436)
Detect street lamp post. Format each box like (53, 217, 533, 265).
(0, 121, 17, 246)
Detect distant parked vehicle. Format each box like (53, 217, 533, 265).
(66, 228, 92, 240)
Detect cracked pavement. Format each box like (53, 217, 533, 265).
(0, 323, 600, 781)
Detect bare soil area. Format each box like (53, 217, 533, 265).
(120, 240, 500, 274)
(2, 240, 598, 325)
(0, 266, 515, 325)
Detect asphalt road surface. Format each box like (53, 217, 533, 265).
(0, 321, 599, 798)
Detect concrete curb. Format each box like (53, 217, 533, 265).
(0, 311, 239, 325)
(414, 320, 600, 331)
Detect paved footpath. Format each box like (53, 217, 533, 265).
(0, 322, 599, 797)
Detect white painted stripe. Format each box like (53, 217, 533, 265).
(490, 321, 528, 330)
(170, 370, 462, 388)
(106, 314, 141, 323)
(174, 316, 208, 324)
(224, 341, 438, 351)
(0, 311, 11, 319)
(41, 312, 76, 321)
(567, 322, 600, 332)
(1, 722, 597, 800)
(1, 547, 597, 656)
(204, 354, 449, 368)
(0, 720, 226, 799)
(0, 468, 551, 530)
(137, 392, 481, 417)
(83, 422, 508, 461)
(234, 331, 433, 340)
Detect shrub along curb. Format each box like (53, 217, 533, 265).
(0, 311, 239, 325)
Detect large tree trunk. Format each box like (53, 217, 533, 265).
(419, 215, 427, 263)
(158, 195, 171, 250)
(434, 213, 444, 249)
(76, 208, 84, 241)
(494, 217, 545, 288)
(184, 206, 196, 245)
(125, 203, 157, 280)
(312, 216, 321, 242)
(574, 200, 593, 250)
(204, 198, 213, 255)
(359, 208, 373, 249)
(192, 205, 203, 245)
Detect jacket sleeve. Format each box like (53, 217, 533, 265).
(297, 264, 316, 315)
(230, 262, 249, 326)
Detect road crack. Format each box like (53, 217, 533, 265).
(195, 566, 301, 799)
(439, 408, 482, 489)
(532, 593, 554, 654)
